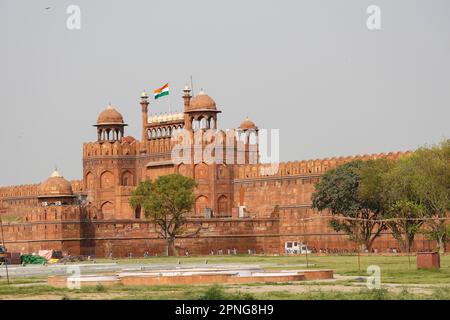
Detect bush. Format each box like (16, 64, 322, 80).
(197, 285, 255, 300)
(95, 284, 106, 292)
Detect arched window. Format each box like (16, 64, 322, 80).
(135, 205, 141, 219)
(195, 195, 209, 216)
(100, 171, 114, 189)
(101, 201, 114, 219)
(194, 163, 209, 179)
(192, 119, 200, 130)
(86, 172, 94, 190)
(217, 165, 228, 179)
(210, 117, 216, 129)
(200, 117, 207, 129)
(249, 131, 257, 144)
(121, 171, 134, 186)
(178, 163, 188, 176)
(217, 195, 228, 216)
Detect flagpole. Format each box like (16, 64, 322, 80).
(168, 83, 172, 114)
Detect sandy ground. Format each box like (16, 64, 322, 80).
(3, 277, 449, 300)
(227, 275, 450, 296)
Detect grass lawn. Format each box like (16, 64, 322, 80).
(1, 254, 449, 300)
(0, 282, 449, 300)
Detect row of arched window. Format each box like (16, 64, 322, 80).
(85, 170, 134, 189)
(147, 125, 183, 140)
(97, 128, 124, 141)
(191, 116, 216, 130)
(194, 194, 229, 216)
(177, 163, 229, 180)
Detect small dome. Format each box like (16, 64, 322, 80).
(97, 105, 124, 125)
(189, 91, 216, 111)
(38, 169, 73, 198)
(239, 117, 257, 130)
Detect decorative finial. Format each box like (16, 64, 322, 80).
(50, 167, 61, 178)
(183, 85, 191, 98)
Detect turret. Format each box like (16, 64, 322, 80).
(183, 85, 192, 130)
(94, 105, 127, 142)
(140, 91, 149, 143)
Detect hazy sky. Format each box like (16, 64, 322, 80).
(0, 0, 449, 186)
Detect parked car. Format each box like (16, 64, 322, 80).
(285, 241, 312, 254)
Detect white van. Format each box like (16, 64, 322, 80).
(285, 241, 311, 254)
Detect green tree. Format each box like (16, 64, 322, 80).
(312, 161, 388, 251)
(407, 140, 450, 253)
(129, 174, 197, 256)
(383, 156, 428, 254)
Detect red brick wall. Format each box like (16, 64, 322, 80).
(1, 216, 280, 257)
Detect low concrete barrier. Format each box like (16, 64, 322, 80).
(48, 268, 333, 288)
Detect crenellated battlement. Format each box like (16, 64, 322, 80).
(234, 151, 410, 180)
(0, 180, 84, 199)
(144, 136, 176, 154)
(0, 184, 40, 199)
(83, 138, 140, 158)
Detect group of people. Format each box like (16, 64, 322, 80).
(209, 248, 238, 255)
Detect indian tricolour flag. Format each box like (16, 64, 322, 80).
(154, 83, 169, 100)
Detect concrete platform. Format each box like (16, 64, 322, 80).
(48, 267, 333, 288)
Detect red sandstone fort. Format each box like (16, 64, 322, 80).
(0, 87, 436, 256)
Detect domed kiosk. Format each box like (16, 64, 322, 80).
(185, 90, 221, 130)
(189, 91, 217, 111)
(239, 117, 258, 131)
(94, 105, 127, 141)
(38, 169, 75, 206)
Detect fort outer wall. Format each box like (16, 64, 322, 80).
(233, 152, 447, 253)
(0, 207, 444, 257)
(1, 151, 446, 256)
(0, 215, 280, 257)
